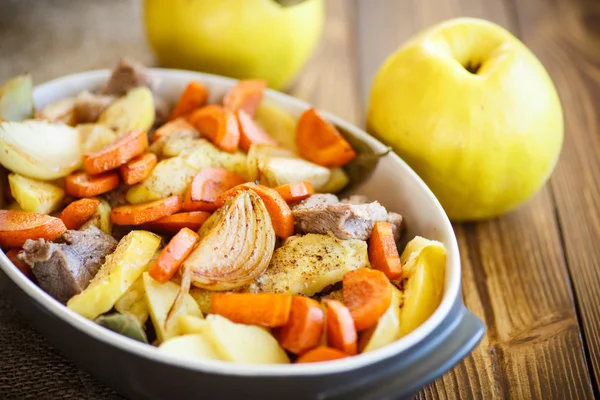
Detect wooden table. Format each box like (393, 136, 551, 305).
(0, 0, 599, 398)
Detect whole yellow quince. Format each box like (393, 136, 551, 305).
(144, 0, 324, 90)
(367, 18, 563, 221)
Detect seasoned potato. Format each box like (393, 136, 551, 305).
(36, 98, 76, 125)
(254, 102, 298, 153)
(126, 156, 198, 204)
(319, 167, 350, 194)
(398, 237, 446, 337)
(67, 231, 161, 320)
(248, 144, 331, 191)
(80, 198, 112, 234)
(359, 286, 402, 353)
(248, 234, 369, 296)
(77, 123, 117, 153)
(8, 173, 64, 214)
(0, 74, 33, 121)
(203, 314, 289, 364)
(114, 251, 160, 325)
(143, 273, 202, 343)
(184, 139, 249, 179)
(177, 314, 210, 335)
(98, 86, 155, 135)
(159, 334, 222, 361)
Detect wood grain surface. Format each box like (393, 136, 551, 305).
(0, 0, 599, 399)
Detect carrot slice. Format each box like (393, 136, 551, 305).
(296, 108, 356, 167)
(274, 182, 314, 204)
(223, 79, 266, 117)
(214, 182, 294, 238)
(211, 293, 292, 328)
(169, 81, 209, 121)
(65, 171, 120, 198)
(5, 248, 34, 280)
(152, 118, 197, 143)
(188, 105, 240, 153)
(84, 129, 149, 175)
(183, 168, 246, 212)
(119, 153, 157, 185)
(323, 299, 357, 355)
(111, 195, 182, 226)
(296, 346, 349, 363)
(279, 296, 324, 354)
(0, 210, 66, 247)
(58, 198, 101, 230)
(343, 268, 393, 331)
(369, 221, 402, 280)
(149, 227, 199, 283)
(236, 109, 277, 152)
(140, 211, 211, 235)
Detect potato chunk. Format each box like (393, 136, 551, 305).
(203, 314, 289, 364)
(248, 234, 369, 296)
(9, 173, 64, 214)
(398, 237, 446, 336)
(67, 230, 161, 319)
(98, 86, 154, 135)
(159, 334, 221, 361)
(80, 198, 112, 235)
(359, 286, 402, 353)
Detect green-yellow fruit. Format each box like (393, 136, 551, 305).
(367, 18, 563, 221)
(144, 0, 324, 90)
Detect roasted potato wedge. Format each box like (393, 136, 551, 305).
(359, 286, 402, 353)
(80, 198, 112, 235)
(98, 86, 155, 135)
(67, 230, 161, 320)
(77, 123, 117, 153)
(248, 234, 369, 296)
(8, 173, 64, 214)
(253, 102, 298, 153)
(203, 314, 289, 364)
(177, 314, 210, 335)
(159, 334, 222, 361)
(398, 237, 446, 337)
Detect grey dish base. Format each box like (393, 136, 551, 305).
(0, 269, 484, 400)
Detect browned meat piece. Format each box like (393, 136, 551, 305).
(99, 58, 155, 96)
(18, 226, 117, 303)
(387, 212, 404, 242)
(102, 183, 129, 208)
(292, 194, 392, 240)
(74, 91, 115, 123)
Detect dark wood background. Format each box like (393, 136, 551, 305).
(0, 0, 599, 398)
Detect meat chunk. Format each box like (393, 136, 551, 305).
(292, 194, 404, 241)
(18, 226, 117, 303)
(387, 212, 404, 242)
(74, 91, 115, 123)
(153, 94, 171, 128)
(99, 58, 155, 96)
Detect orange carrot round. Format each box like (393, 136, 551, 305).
(0, 210, 66, 247)
(140, 211, 211, 235)
(274, 182, 314, 204)
(119, 152, 157, 185)
(169, 81, 208, 121)
(188, 105, 240, 153)
(296, 346, 349, 363)
(111, 195, 182, 226)
(152, 118, 198, 143)
(65, 171, 120, 198)
(183, 168, 246, 212)
(323, 299, 357, 356)
(343, 268, 393, 331)
(84, 129, 149, 175)
(58, 198, 101, 230)
(214, 182, 294, 239)
(211, 293, 292, 328)
(369, 221, 403, 280)
(223, 79, 266, 117)
(279, 296, 324, 354)
(5, 248, 34, 280)
(149, 227, 199, 283)
(296, 108, 356, 167)
(236, 109, 277, 152)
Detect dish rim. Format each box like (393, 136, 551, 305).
(0, 68, 462, 377)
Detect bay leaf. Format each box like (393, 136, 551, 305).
(95, 313, 149, 344)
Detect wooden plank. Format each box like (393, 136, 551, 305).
(512, 0, 600, 391)
(353, 0, 595, 398)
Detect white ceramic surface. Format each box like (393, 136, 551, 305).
(1, 69, 461, 377)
